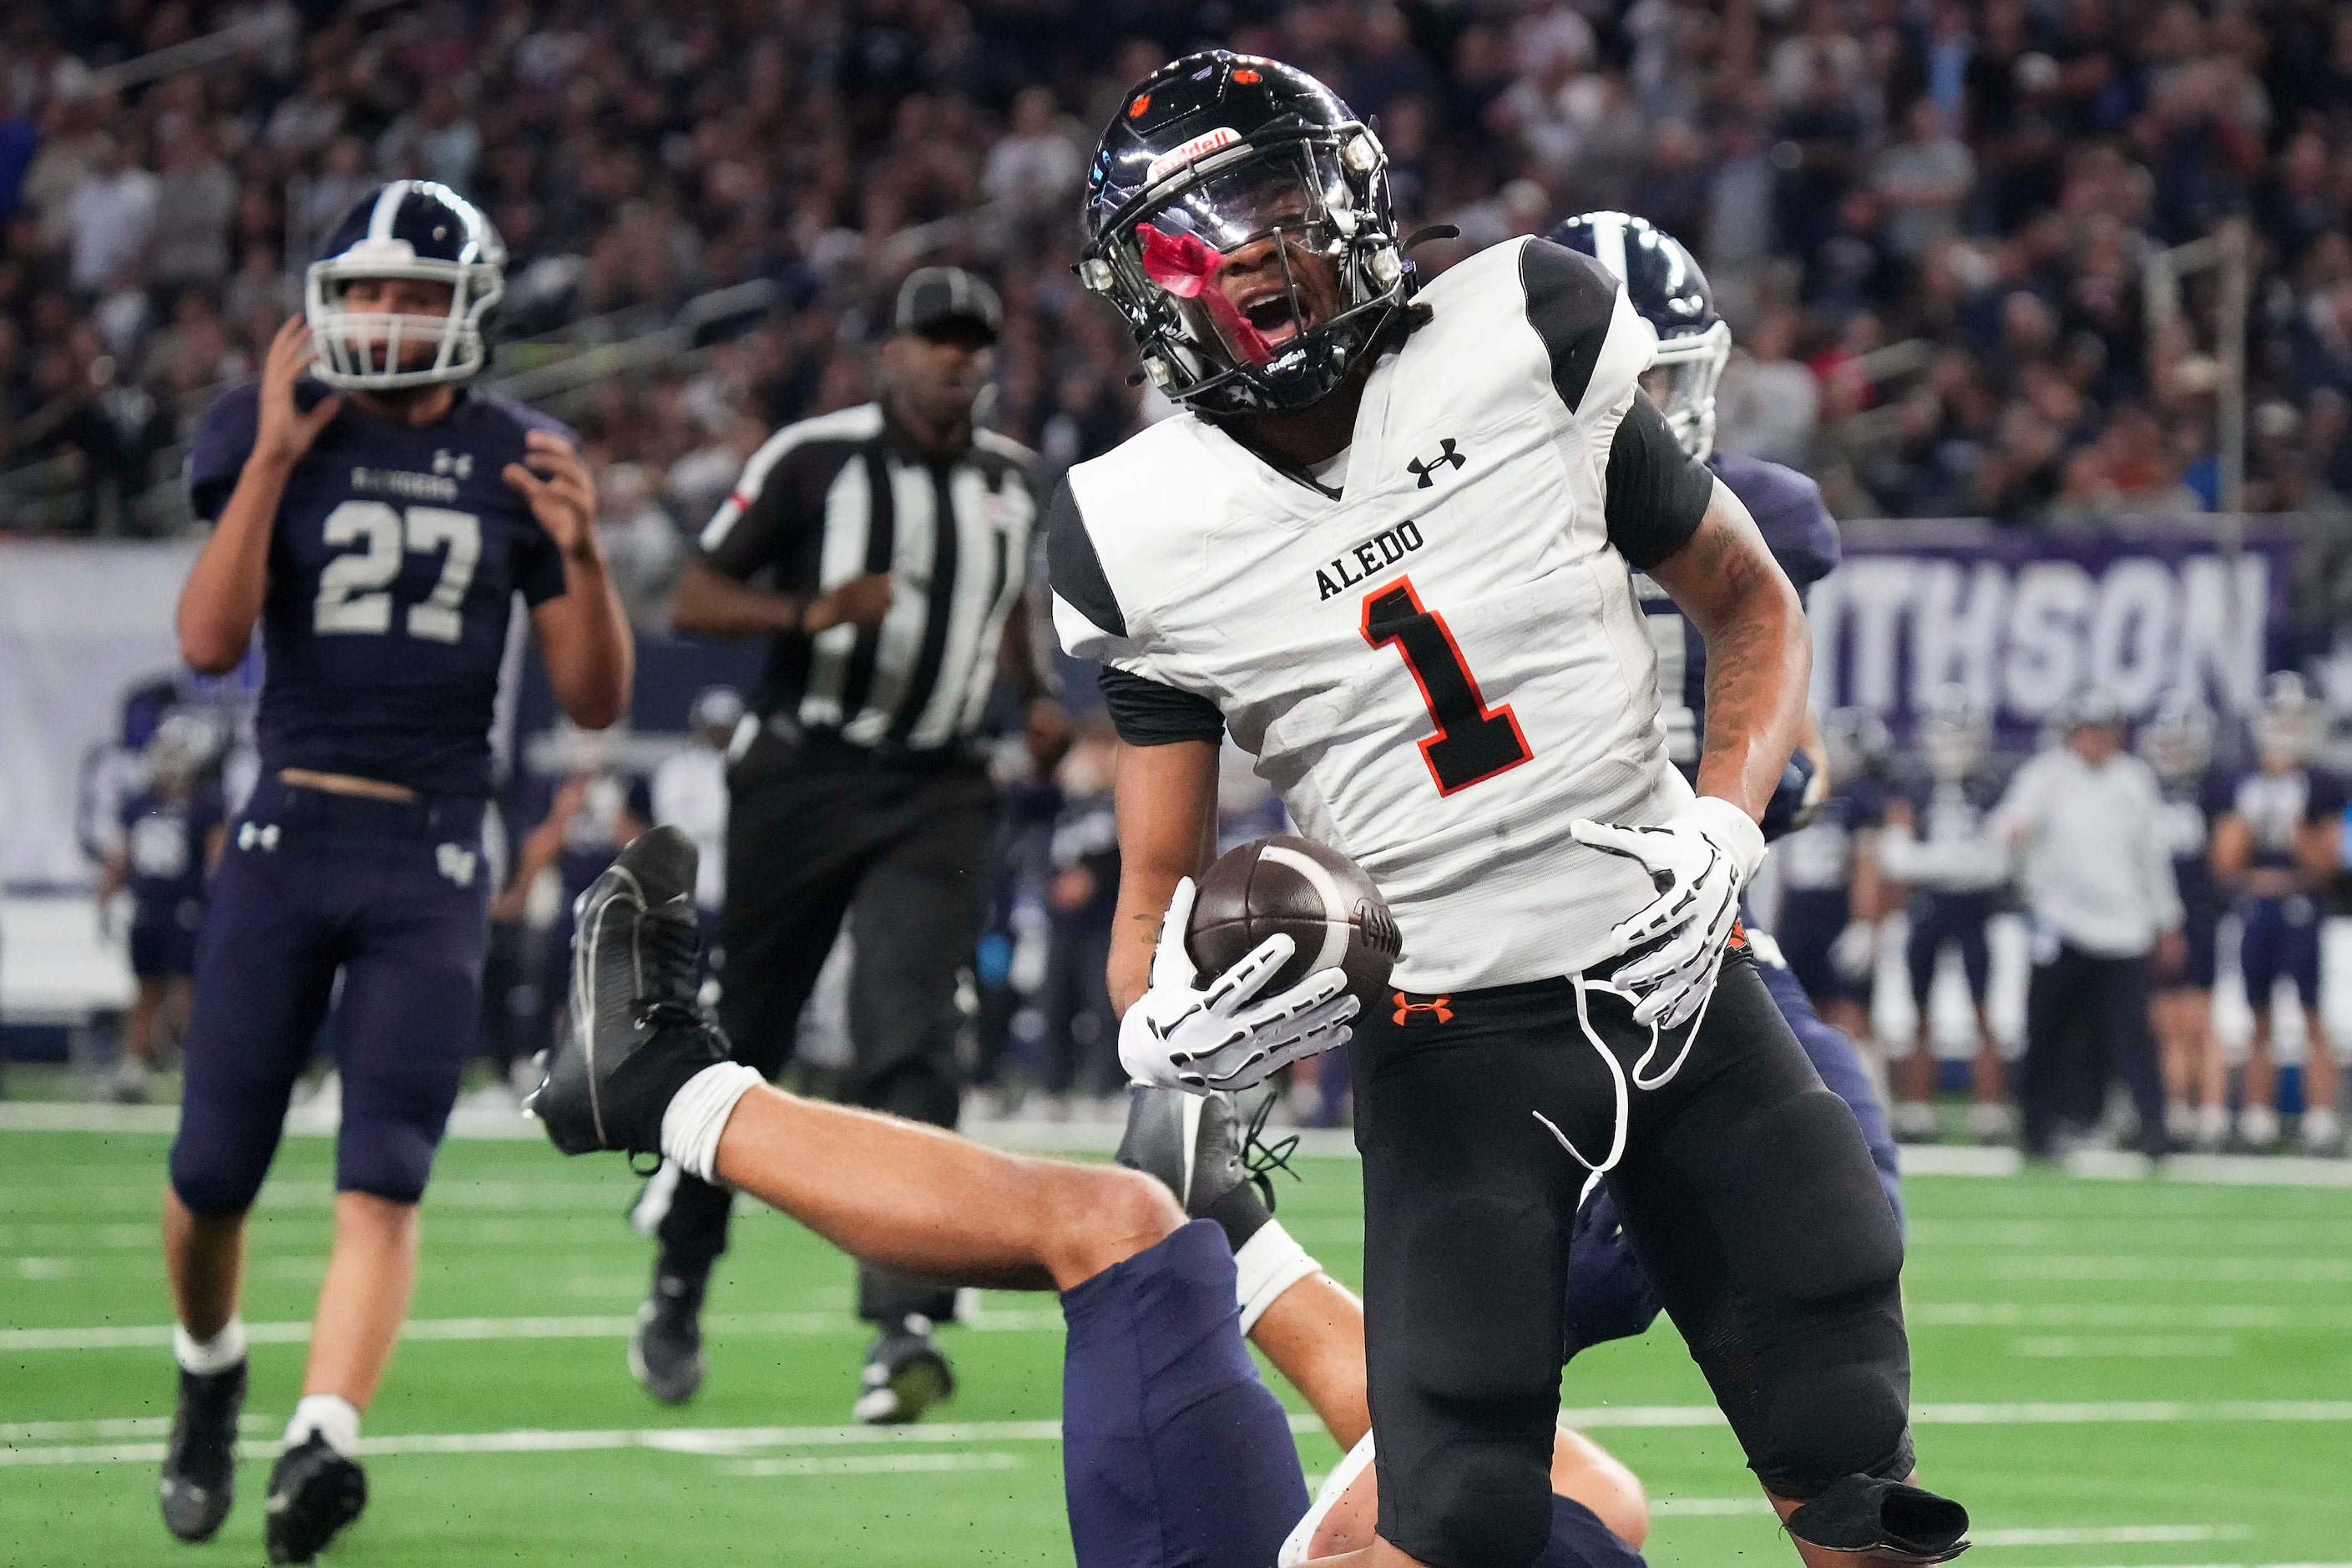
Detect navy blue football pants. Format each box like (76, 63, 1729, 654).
(169, 776, 488, 1214)
(1060, 1221, 1646, 1568)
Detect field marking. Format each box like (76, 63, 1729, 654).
(9, 1403, 2352, 1469)
(1971, 1527, 2249, 1548)
(1911, 1302, 2297, 1328)
(721, 1451, 1023, 1478)
(9, 1102, 2352, 1186)
(1987, 1257, 2352, 1282)
(2011, 1335, 2238, 1358)
(0, 1308, 1065, 1353)
(1651, 1497, 1777, 1516)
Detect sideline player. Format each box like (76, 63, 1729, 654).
(162, 181, 632, 1563)
(535, 827, 1672, 1568)
(2213, 674, 2345, 1153)
(2140, 692, 2229, 1148)
(1055, 56, 1964, 1568)
(1776, 708, 1894, 1046)
(1879, 686, 2009, 1144)
(97, 715, 228, 1103)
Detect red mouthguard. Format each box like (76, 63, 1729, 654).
(1137, 222, 1277, 366)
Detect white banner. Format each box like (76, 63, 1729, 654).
(0, 539, 201, 885)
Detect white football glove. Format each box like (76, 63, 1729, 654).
(1571, 796, 1768, 1031)
(1830, 918, 1879, 982)
(1118, 878, 1358, 1094)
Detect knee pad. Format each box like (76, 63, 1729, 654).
(1704, 1090, 1914, 1495)
(1383, 1439, 1555, 1568)
(168, 1135, 273, 1217)
(335, 1084, 452, 1205)
(1721, 1089, 1903, 1304)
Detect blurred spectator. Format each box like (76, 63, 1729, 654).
(0, 0, 2348, 541)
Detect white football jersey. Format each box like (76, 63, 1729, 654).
(1052, 236, 1719, 991)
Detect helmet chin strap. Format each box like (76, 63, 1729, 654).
(1137, 222, 1277, 367)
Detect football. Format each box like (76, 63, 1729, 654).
(1186, 834, 1404, 1009)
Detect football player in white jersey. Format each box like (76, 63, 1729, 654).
(1048, 52, 1965, 1568)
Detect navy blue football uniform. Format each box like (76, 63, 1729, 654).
(120, 787, 223, 979)
(1615, 452, 1901, 1239)
(170, 387, 574, 1216)
(2228, 766, 2345, 1011)
(1637, 453, 1840, 780)
(1892, 776, 2005, 1007)
(2157, 771, 2230, 990)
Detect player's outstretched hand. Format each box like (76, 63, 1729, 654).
(1571, 797, 1766, 1031)
(1118, 878, 1358, 1093)
(503, 429, 599, 558)
(255, 316, 341, 466)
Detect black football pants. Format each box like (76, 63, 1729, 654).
(2019, 940, 2164, 1158)
(655, 731, 995, 1323)
(1356, 953, 1914, 1568)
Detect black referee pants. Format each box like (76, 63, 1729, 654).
(2019, 939, 2165, 1159)
(655, 731, 995, 1323)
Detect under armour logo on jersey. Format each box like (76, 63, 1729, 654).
(1405, 438, 1464, 488)
(237, 822, 281, 852)
(432, 448, 473, 480)
(436, 843, 478, 888)
(1393, 992, 1454, 1025)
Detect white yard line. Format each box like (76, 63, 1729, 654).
(7, 1103, 2352, 1186)
(2010, 1335, 2238, 1358)
(1970, 1527, 2249, 1548)
(721, 1451, 1024, 1478)
(0, 1307, 1064, 1353)
(1910, 1302, 2299, 1328)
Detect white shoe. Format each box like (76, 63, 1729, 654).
(1967, 1102, 2012, 1144)
(2165, 1102, 2197, 1142)
(2301, 1107, 2342, 1155)
(2193, 1103, 2228, 1150)
(2238, 1103, 2280, 1151)
(1892, 1100, 1939, 1142)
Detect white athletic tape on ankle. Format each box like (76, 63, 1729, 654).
(285, 1393, 361, 1457)
(1234, 1219, 1321, 1335)
(661, 1063, 763, 1183)
(173, 1318, 247, 1376)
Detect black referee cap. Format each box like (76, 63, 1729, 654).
(894, 266, 1003, 343)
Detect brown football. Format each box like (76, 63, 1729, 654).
(1186, 834, 1404, 1010)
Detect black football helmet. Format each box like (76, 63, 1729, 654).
(304, 180, 505, 390)
(1550, 212, 1729, 460)
(1079, 52, 1413, 417)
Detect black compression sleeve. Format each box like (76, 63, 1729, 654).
(1605, 394, 1717, 568)
(1100, 665, 1225, 747)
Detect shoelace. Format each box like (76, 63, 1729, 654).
(1240, 1093, 1302, 1211)
(1532, 969, 1718, 1175)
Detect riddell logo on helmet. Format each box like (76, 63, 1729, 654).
(1146, 127, 1241, 184)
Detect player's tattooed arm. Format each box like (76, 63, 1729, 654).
(1106, 738, 1220, 1015)
(513, 430, 635, 730)
(178, 317, 343, 672)
(1645, 478, 1812, 823)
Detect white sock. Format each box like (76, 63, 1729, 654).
(1233, 1219, 1322, 1336)
(284, 1393, 361, 1457)
(2241, 1104, 2280, 1146)
(660, 1063, 764, 1183)
(173, 1318, 247, 1376)
(2304, 1107, 2340, 1147)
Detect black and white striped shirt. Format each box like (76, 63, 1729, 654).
(699, 402, 1039, 754)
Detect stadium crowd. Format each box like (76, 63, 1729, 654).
(3, 0, 2352, 560)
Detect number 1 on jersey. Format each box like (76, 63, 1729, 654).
(1362, 578, 1531, 795)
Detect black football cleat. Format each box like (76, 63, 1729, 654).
(159, 1358, 245, 1542)
(1783, 1474, 1970, 1564)
(629, 1262, 708, 1406)
(527, 826, 729, 1158)
(852, 1315, 956, 1424)
(263, 1434, 367, 1565)
(1115, 1087, 1297, 1251)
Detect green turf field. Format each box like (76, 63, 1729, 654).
(4, 1129, 2350, 1568)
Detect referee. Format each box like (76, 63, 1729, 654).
(636, 268, 1044, 1420)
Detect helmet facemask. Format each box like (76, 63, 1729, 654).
(305, 238, 503, 391)
(1084, 130, 1408, 416)
(1638, 320, 1732, 461)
